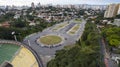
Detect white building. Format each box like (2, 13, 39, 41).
(113, 19, 120, 26)
(29, 22, 36, 26)
(14, 14, 20, 19)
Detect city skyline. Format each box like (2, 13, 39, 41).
(0, 0, 120, 6)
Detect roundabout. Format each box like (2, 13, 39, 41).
(37, 34, 64, 48)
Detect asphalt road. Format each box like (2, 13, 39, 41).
(98, 27, 118, 67)
(23, 18, 87, 66)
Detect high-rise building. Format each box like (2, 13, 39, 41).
(55, 4, 61, 8)
(117, 4, 120, 15)
(104, 4, 119, 18)
(5, 6, 9, 11)
(31, 2, 35, 9)
(37, 2, 41, 8)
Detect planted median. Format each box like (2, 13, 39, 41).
(52, 22, 68, 31)
(67, 24, 80, 35)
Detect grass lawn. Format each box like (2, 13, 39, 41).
(74, 18, 82, 23)
(53, 22, 68, 31)
(75, 18, 82, 21)
(0, 44, 20, 64)
(68, 24, 80, 35)
(39, 35, 62, 45)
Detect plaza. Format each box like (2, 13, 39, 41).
(23, 18, 86, 66)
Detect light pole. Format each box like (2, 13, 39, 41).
(28, 40, 31, 46)
(11, 31, 17, 41)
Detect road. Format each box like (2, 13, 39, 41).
(23, 18, 87, 67)
(97, 27, 118, 67)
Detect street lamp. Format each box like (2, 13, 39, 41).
(11, 31, 17, 41)
(28, 40, 31, 46)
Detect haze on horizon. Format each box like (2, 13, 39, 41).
(0, 0, 120, 6)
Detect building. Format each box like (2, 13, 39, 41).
(113, 19, 120, 26)
(117, 4, 120, 15)
(104, 4, 119, 18)
(14, 14, 20, 19)
(31, 2, 35, 9)
(36, 2, 41, 8)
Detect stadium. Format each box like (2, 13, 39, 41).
(0, 40, 40, 67)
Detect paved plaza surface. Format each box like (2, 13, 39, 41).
(23, 18, 87, 66)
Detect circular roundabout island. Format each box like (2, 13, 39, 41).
(37, 35, 63, 48)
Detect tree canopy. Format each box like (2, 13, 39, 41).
(102, 27, 120, 47)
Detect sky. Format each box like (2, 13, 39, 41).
(0, 0, 120, 6)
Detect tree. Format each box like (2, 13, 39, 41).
(102, 27, 120, 47)
(13, 20, 26, 28)
(116, 14, 120, 19)
(110, 39, 120, 47)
